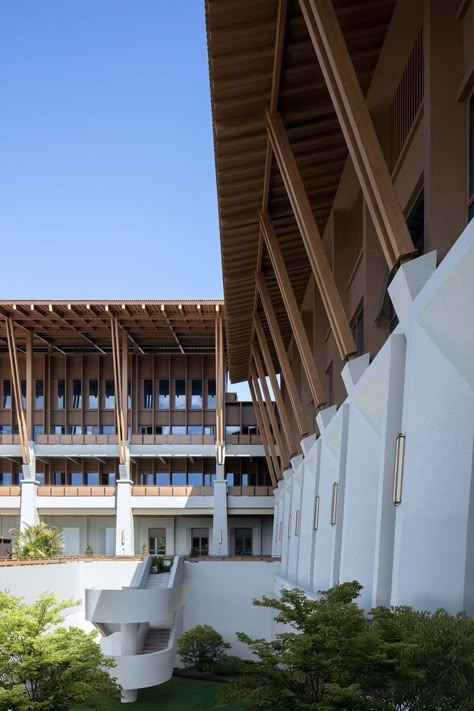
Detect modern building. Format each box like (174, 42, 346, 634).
(0, 301, 274, 558)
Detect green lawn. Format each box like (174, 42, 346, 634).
(77, 677, 247, 710)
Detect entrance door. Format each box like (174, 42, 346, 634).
(105, 527, 115, 555)
(191, 528, 209, 556)
(148, 527, 166, 555)
(235, 528, 252, 556)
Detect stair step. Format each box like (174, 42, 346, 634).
(142, 626, 171, 654)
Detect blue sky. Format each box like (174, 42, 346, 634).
(0, 1, 222, 299)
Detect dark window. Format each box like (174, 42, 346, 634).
(143, 380, 153, 409)
(469, 94, 474, 222)
(175, 380, 186, 409)
(149, 528, 166, 555)
(327, 363, 334, 406)
(104, 380, 115, 409)
(88, 380, 98, 409)
(352, 308, 364, 356)
(66, 425, 82, 434)
(57, 380, 65, 410)
(191, 380, 203, 409)
(207, 379, 216, 409)
(3, 380, 11, 409)
(140, 426, 153, 435)
(191, 528, 209, 556)
(72, 380, 82, 409)
(21, 380, 26, 409)
(155, 425, 170, 435)
(54, 472, 65, 485)
(139, 472, 154, 485)
(101, 472, 116, 486)
(158, 380, 169, 409)
(35, 380, 44, 409)
(0, 473, 12, 486)
(235, 528, 252, 556)
(0, 426, 11, 434)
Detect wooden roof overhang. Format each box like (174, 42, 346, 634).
(0, 300, 224, 354)
(206, 0, 396, 382)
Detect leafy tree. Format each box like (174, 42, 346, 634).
(10, 522, 64, 559)
(0, 591, 119, 710)
(177, 624, 231, 672)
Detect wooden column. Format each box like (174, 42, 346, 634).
(5, 319, 29, 464)
(251, 343, 289, 468)
(297, 0, 415, 268)
(254, 314, 297, 456)
(110, 317, 126, 464)
(26, 331, 33, 441)
(248, 374, 279, 486)
(215, 316, 225, 466)
(266, 109, 356, 361)
(256, 272, 309, 437)
(260, 211, 326, 408)
(121, 330, 129, 441)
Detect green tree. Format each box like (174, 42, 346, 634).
(10, 522, 64, 559)
(0, 591, 119, 710)
(177, 624, 231, 672)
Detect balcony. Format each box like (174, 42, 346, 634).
(225, 434, 263, 445)
(130, 434, 215, 445)
(0, 486, 20, 496)
(36, 434, 118, 445)
(227, 486, 273, 496)
(132, 485, 213, 496)
(37, 486, 115, 497)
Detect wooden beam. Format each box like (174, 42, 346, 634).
(110, 317, 126, 465)
(266, 109, 357, 361)
(260, 211, 327, 408)
(5, 319, 30, 464)
(298, 0, 415, 268)
(248, 374, 279, 487)
(256, 272, 309, 437)
(26, 331, 33, 442)
(254, 314, 297, 456)
(121, 329, 129, 441)
(251, 343, 290, 469)
(215, 317, 225, 465)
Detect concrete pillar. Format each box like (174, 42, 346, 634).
(120, 622, 138, 703)
(115, 463, 134, 556)
(211, 463, 229, 556)
(20, 446, 38, 530)
(272, 492, 280, 557)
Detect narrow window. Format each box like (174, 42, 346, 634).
(469, 94, 474, 222)
(21, 380, 26, 409)
(327, 363, 334, 407)
(33, 425, 43, 441)
(88, 380, 98, 409)
(191, 380, 203, 409)
(72, 380, 82, 409)
(143, 379, 153, 409)
(158, 379, 170, 409)
(57, 379, 65, 409)
(207, 379, 216, 409)
(35, 380, 44, 409)
(128, 380, 132, 409)
(351, 308, 364, 356)
(104, 379, 115, 409)
(3, 380, 11, 409)
(175, 379, 186, 409)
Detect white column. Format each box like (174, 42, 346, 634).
(115, 463, 134, 556)
(211, 463, 229, 556)
(120, 622, 138, 703)
(20, 445, 39, 530)
(272, 492, 280, 557)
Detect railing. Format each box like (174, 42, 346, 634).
(36, 486, 115, 496)
(132, 485, 213, 497)
(130, 434, 215, 445)
(0, 555, 142, 566)
(35, 434, 119, 445)
(0, 435, 21, 445)
(225, 434, 263, 445)
(0, 486, 21, 496)
(228, 486, 273, 496)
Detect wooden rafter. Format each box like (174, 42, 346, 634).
(260, 210, 326, 409)
(266, 109, 357, 361)
(298, 0, 415, 268)
(248, 376, 278, 487)
(256, 272, 309, 438)
(110, 316, 127, 465)
(4, 319, 30, 464)
(254, 314, 298, 457)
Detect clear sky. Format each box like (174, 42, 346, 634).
(0, 1, 222, 300)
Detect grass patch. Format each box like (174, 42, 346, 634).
(76, 676, 247, 710)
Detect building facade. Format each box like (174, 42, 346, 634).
(0, 301, 274, 557)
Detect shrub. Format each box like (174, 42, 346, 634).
(177, 624, 231, 672)
(85, 544, 93, 556)
(10, 522, 64, 559)
(213, 654, 254, 677)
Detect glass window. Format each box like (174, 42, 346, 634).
(204, 426, 216, 435)
(172, 426, 186, 435)
(128, 380, 132, 409)
(54, 472, 65, 485)
(72, 380, 82, 409)
(234, 528, 252, 556)
(67, 425, 82, 434)
(155, 426, 170, 435)
(327, 363, 334, 407)
(158, 380, 170, 409)
(191, 380, 203, 409)
(57, 380, 65, 409)
(88, 380, 98, 409)
(0, 426, 11, 435)
(33, 425, 43, 441)
(191, 528, 209, 556)
(35, 380, 44, 409)
(3, 380, 11, 409)
(204, 473, 216, 487)
(172, 472, 186, 486)
(351, 308, 364, 357)
(69, 472, 82, 486)
(175, 380, 186, 409)
(143, 380, 153, 409)
(188, 472, 203, 486)
(140, 426, 153, 435)
(207, 379, 216, 409)
(242, 473, 249, 487)
(156, 472, 169, 486)
(149, 528, 166, 555)
(85, 425, 100, 435)
(104, 380, 115, 409)
(51, 425, 64, 435)
(139, 472, 154, 485)
(36, 472, 45, 485)
(226, 472, 234, 487)
(188, 426, 203, 435)
(0, 473, 12, 486)
(105, 472, 116, 486)
(102, 425, 116, 435)
(86, 472, 99, 486)
(226, 426, 240, 436)
(21, 380, 26, 409)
